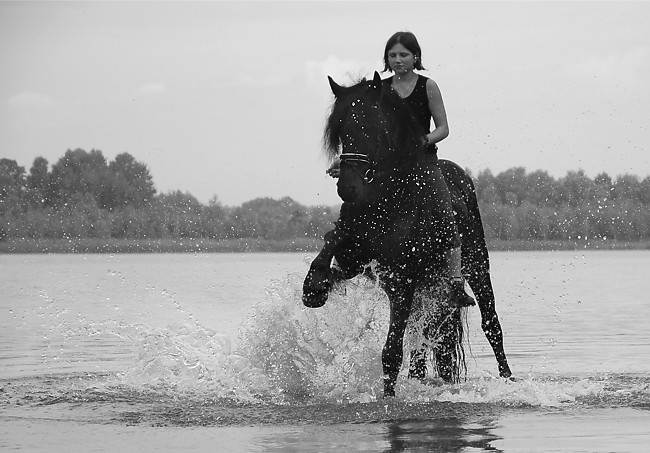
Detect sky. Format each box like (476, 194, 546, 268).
(1, 1, 649, 207)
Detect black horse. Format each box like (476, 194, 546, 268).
(303, 72, 512, 397)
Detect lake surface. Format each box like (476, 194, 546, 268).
(1, 250, 649, 452)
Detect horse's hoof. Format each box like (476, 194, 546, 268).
(302, 289, 327, 308)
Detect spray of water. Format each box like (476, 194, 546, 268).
(23, 267, 648, 410)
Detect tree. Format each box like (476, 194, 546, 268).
(594, 172, 612, 188)
(558, 170, 594, 207)
(0, 158, 27, 215)
(526, 170, 557, 206)
(612, 174, 640, 201)
(593, 172, 613, 206)
(227, 197, 311, 240)
(48, 148, 109, 208)
(474, 169, 500, 205)
(639, 176, 650, 205)
(26, 157, 50, 207)
(155, 191, 203, 238)
(201, 196, 227, 239)
(106, 153, 156, 209)
(494, 167, 528, 206)
(305, 205, 338, 238)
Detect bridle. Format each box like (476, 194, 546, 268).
(337, 100, 384, 185)
(339, 152, 375, 184)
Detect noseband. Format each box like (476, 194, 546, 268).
(340, 153, 375, 184)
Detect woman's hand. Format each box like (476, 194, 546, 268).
(326, 157, 341, 178)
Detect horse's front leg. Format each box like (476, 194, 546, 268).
(467, 270, 513, 378)
(303, 228, 346, 308)
(382, 286, 414, 397)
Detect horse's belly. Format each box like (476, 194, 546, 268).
(352, 218, 444, 273)
(376, 233, 442, 269)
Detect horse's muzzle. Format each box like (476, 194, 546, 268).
(337, 182, 358, 203)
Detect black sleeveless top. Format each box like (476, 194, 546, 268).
(383, 75, 431, 134)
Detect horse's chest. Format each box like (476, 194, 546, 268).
(356, 215, 431, 261)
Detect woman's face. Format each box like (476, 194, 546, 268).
(387, 43, 415, 74)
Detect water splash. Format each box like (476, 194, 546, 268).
(111, 271, 630, 409)
(237, 271, 389, 403)
(120, 323, 272, 403)
(14, 269, 650, 414)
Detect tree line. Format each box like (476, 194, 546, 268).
(474, 167, 650, 242)
(2, 149, 650, 243)
(0, 149, 338, 241)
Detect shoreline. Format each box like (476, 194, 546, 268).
(1, 237, 649, 254)
(0, 238, 322, 254)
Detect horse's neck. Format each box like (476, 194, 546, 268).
(345, 171, 421, 227)
(359, 159, 440, 223)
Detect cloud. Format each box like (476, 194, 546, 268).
(565, 46, 650, 94)
(7, 91, 54, 110)
(304, 55, 378, 87)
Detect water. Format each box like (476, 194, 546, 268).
(1, 251, 649, 452)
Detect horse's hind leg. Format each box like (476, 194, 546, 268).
(434, 308, 463, 383)
(382, 287, 414, 397)
(468, 270, 512, 378)
(455, 167, 513, 379)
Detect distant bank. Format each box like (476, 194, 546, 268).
(1, 238, 649, 254)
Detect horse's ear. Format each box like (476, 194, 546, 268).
(371, 71, 382, 90)
(328, 76, 345, 98)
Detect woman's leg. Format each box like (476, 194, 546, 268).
(424, 162, 475, 307)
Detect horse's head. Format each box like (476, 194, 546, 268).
(324, 71, 425, 204)
(324, 72, 385, 203)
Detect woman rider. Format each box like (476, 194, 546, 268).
(328, 31, 475, 308)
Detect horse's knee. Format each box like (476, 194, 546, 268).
(302, 260, 332, 308)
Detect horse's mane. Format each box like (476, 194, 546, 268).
(323, 77, 426, 164)
(323, 78, 367, 160)
(379, 84, 426, 163)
